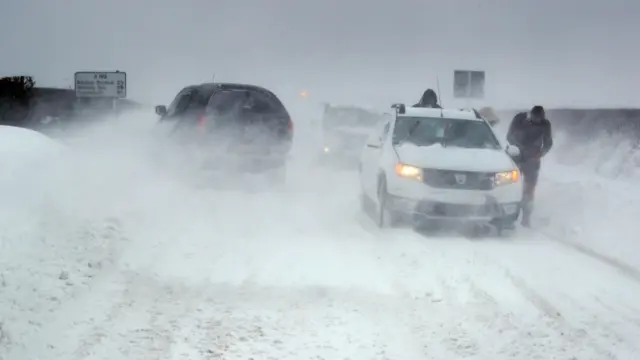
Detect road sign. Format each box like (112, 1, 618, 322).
(453, 70, 485, 99)
(74, 71, 126, 98)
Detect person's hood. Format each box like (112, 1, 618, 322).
(394, 142, 516, 172)
(419, 89, 438, 105)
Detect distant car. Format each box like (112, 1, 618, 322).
(358, 104, 522, 233)
(155, 83, 294, 183)
(319, 104, 386, 166)
(475, 107, 500, 126)
(320, 127, 372, 166)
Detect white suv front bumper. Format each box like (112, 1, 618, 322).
(387, 176, 522, 222)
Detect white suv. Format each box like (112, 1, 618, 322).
(358, 104, 523, 233)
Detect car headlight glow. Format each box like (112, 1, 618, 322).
(323, 146, 330, 153)
(394, 163, 422, 180)
(494, 169, 520, 186)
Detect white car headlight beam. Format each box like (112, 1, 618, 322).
(394, 163, 423, 181)
(494, 169, 520, 186)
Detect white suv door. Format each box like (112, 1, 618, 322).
(360, 118, 392, 199)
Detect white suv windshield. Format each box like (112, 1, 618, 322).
(393, 116, 501, 149)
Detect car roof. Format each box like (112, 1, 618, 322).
(194, 82, 275, 94)
(399, 107, 483, 121)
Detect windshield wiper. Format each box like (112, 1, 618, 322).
(395, 119, 422, 146)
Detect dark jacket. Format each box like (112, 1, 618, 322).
(412, 89, 442, 108)
(507, 112, 553, 161)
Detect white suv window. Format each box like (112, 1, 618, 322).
(393, 116, 501, 149)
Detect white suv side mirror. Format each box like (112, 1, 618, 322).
(506, 144, 521, 157)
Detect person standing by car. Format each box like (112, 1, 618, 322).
(506, 105, 553, 227)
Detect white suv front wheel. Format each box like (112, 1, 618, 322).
(376, 177, 399, 228)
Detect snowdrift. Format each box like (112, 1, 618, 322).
(0, 122, 149, 355)
(0, 125, 64, 181)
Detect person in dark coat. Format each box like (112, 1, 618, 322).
(506, 105, 553, 227)
(412, 89, 442, 108)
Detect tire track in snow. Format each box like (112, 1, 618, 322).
(69, 271, 204, 360)
(105, 275, 202, 360)
(409, 230, 633, 359)
(503, 270, 563, 322)
(564, 296, 637, 357)
(30, 262, 629, 360)
(468, 241, 627, 360)
(503, 269, 619, 360)
(373, 230, 544, 358)
(71, 274, 134, 359)
(58, 263, 503, 360)
(594, 296, 640, 330)
(367, 226, 527, 358)
(75, 275, 448, 360)
(356, 218, 502, 358)
(186, 283, 480, 360)
(370, 226, 590, 357)
(536, 228, 640, 285)
(1, 217, 130, 360)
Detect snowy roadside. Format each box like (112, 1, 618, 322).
(535, 161, 640, 271)
(0, 116, 163, 357)
(12, 204, 640, 360)
(0, 192, 130, 356)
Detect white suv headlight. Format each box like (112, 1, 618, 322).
(494, 169, 520, 186)
(394, 163, 423, 181)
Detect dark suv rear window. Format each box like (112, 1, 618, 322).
(206, 89, 284, 115)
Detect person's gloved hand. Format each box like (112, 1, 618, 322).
(506, 144, 521, 159)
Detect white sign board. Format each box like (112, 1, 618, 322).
(453, 70, 485, 99)
(74, 71, 126, 98)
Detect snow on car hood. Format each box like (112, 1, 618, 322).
(394, 142, 516, 172)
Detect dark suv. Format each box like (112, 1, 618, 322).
(156, 83, 293, 183)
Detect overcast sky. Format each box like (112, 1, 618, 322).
(2, 0, 639, 110)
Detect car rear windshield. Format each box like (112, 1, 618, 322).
(393, 116, 501, 149)
(206, 89, 285, 116)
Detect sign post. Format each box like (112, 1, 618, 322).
(453, 70, 485, 99)
(74, 71, 127, 117)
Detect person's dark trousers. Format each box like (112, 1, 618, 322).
(516, 158, 541, 227)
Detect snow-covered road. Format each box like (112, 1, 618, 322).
(2, 116, 640, 360)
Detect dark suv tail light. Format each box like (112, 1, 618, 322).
(197, 114, 206, 129)
(287, 118, 293, 132)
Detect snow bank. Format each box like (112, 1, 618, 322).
(0, 125, 63, 179)
(534, 167, 640, 269)
(0, 121, 156, 355)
